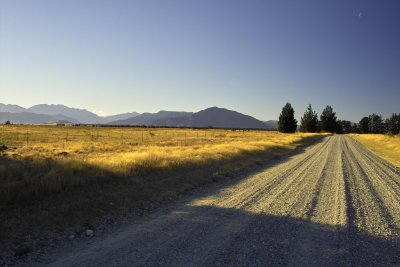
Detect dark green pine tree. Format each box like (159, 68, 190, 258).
(358, 117, 370, 133)
(320, 105, 338, 133)
(351, 123, 360, 133)
(299, 104, 319, 133)
(368, 113, 383, 134)
(278, 102, 298, 133)
(342, 120, 353, 134)
(387, 113, 400, 135)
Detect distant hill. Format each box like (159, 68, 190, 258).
(28, 104, 106, 124)
(0, 103, 26, 113)
(0, 112, 79, 124)
(103, 112, 140, 123)
(1, 103, 141, 124)
(264, 120, 278, 129)
(109, 107, 269, 129)
(154, 107, 269, 129)
(109, 111, 192, 125)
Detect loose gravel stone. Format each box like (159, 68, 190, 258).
(85, 230, 94, 238)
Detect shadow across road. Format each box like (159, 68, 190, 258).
(42, 205, 400, 266)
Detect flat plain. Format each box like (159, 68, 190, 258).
(36, 135, 400, 266)
(0, 125, 322, 263)
(0, 125, 321, 203)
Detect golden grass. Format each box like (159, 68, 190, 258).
(1, 125, 321, 175)
(0, 125, 326, 204)
(349, 134, 400, 167)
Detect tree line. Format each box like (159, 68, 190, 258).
(278, 102, 400, 135)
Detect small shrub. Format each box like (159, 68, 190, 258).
(386, 132, 394, 137)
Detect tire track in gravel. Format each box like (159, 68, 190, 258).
(347, 139, 400, 222)
(236, 138, 333, 216)
(285, 136, 347, 266)
(341, 136, 400, 266)
(350, 138, 400, 182)
(208, 138, 332, 211)
(33, 135, 400, 267)
(343, 137, 400, 238)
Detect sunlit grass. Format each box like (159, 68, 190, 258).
(350, 134, 400, 167)
(0, 125, 324, 203)
(1, 125, 320, 173)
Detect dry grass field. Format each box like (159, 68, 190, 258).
(0, 125, 325, 258)
(350, 134, 400, 167)
(0, 125, 322, 203)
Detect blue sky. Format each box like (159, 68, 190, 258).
(1, 0, 399, 121)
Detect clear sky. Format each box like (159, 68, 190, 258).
(1, 0, 399, 121)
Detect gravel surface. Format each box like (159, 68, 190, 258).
(30, 135, 400, 266)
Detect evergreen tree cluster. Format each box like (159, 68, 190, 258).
(278, 103, 399, 135)
(358, 113, 400, 134)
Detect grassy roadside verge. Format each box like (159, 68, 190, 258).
(349, 134, 400, 168)
(0, 129, 327, 261)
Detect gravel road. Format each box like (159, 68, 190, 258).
(37, 135, 400, 266)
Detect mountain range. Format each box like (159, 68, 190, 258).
(0, 112, 80, 124)
(0, 103, 278, 129)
